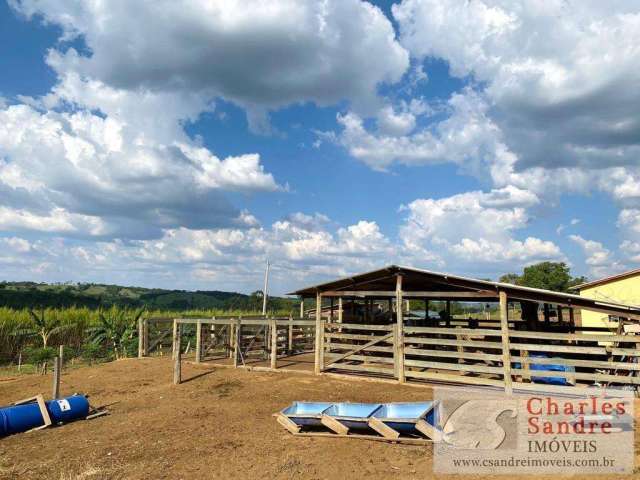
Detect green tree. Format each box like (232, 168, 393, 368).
(499, 273, 520, 285)
(518, 262, 576, 292)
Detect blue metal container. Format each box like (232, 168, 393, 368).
(322, 403, 381, 430)
(0, 395, 90, 436)
(372, 402, 436, 434)
(280, 402, 334, 427)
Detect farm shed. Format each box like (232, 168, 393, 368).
(160, 265, 640, 395)
(291, 265, 640, 395)
(570, 268, 640, 331)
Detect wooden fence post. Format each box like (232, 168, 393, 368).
(270, 318, 278, 369)
(173, 320, 181, 385)
(315, 292, 322, 374)
(195, 319, 202, 363)
(59, 345, 64, 369)
(499, 291, 513, 395)
(138, 317, 144, 358)
(288, 315, 293, 353)
(143, 318, 149, 356)
(233, 318, 241, 368)
(396, 275, 405, 383)
(172, 319, 178, 360)
(52, 356, 61, 399)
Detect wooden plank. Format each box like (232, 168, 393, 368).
(171, 319, 178, 360)
(510, 368, 640, 385)
(321, 414, 349, 435)
(276, 413, 300, 434)
(404, 337, 502, 349)
(315, 293, 322, 375)
(510, 343, 606, 355)
(325, 323, 393, 331)
(404, 348, 504, 363)
(321, 290, 498, 298)
(173, 320, 181, 385)
(499, 291, 512, 395)
(509, 330, 640, 343)
(511, 355, 640, 371)
(323, 333, 393, 366)
(14, 394, 53, 431)
(325, 353, 395, 364)
(404, 370, 505, 388)
(404, 358, 504, 375)
(612, 348, 640, 357)
(328, 343, 394, 353)
(368, 417, 400, 439)
(404, 326, 502, 336)
(233, 318, 241, 367)
(52, 356, 60, 399)
(327, 363, 394, 375)
(195, 319, 202, 364)
(326, 332, 394, 341)
(288, 316, 294, 353)
(291, 431, 432, 445)
(270, 319, 277, 370)
(512, 381, 591, 396)
(138, 317, 144, 358)
(396, 275, 405, 383)
(415, 419, 443, 442)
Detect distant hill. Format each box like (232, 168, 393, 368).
(0, 281, 296, 311)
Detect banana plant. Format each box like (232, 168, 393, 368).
(28, 308, 70, 348)
(88, 307, 145, 359)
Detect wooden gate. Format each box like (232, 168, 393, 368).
(323, 322, 395, 376)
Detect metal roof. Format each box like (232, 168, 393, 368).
(289, 264, 640, 318)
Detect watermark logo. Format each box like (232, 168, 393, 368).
(433, 387, 634, 475)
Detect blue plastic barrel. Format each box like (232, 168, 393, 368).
(0, 395, 90, 436)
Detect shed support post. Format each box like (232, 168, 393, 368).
(270, 318, 278, 369)
(173, 320, 181, 385)
(195, 319, 202, 363)
(499, 291, 513, 395)
(395, 275, 405, 383)
(338, 297, 343, 333)
(315, 292, 323, 374)
(300, 299, 304, 318)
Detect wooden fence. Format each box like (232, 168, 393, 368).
(320, 321, 640, 395)
(158, 314, 640, 395)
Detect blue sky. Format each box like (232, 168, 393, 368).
(0, 1, 639, 295)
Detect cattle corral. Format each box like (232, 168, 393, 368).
(163, 266, 640, 395)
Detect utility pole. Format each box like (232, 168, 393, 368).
(262, 259, 270, 315)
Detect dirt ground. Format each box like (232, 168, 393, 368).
(0, 358, 638, 479)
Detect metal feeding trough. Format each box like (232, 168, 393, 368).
(276, 401, 441, 443)
(322, 403, 381, 430)
(371, 402, 436, 435)
(279, 402, 334, 427)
